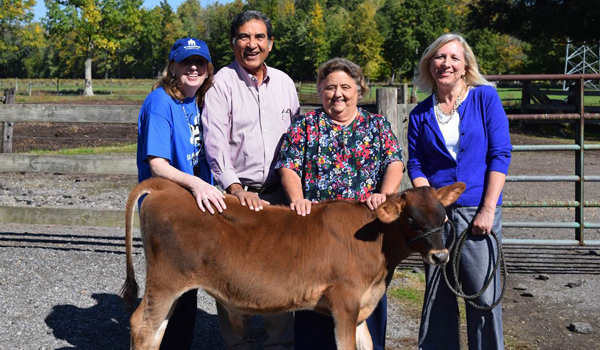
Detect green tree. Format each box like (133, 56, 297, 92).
(245, 0, 280, 20)
(160, 0, 186, 54)
(522, 41, 565, 75)
(467, 29, 526, 75)
(46, 30, 81, 78)
(124, 1, 185, 78)
(21, 22, 51, 77)
(102, 0, 144, 78)
(377, 0, 458, 81)
(342, 1, 385, 80)
(0, 0, 36, 77)
(177, 0, 203, 39)
(126, 7, 164, 78)
(323, 6, 349, 59)
(469, 0, 599, 44)
(44, 0, 143, 94)
(269, 1, 309, 79)
(203, 0, 244, 70)
(306, 2, 328, 73)
(325, 0, 362, 11)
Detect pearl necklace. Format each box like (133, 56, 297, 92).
(434, 85, 466, 125)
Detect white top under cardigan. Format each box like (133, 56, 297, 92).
(433, 89, 470, 160)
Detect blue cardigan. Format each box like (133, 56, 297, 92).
(407, 85, 512, 206)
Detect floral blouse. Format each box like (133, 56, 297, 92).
(275, 107, 403, 201)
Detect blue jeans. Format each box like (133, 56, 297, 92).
(418, 206, 504, 350)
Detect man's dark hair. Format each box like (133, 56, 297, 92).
(230, 10, 273, 40)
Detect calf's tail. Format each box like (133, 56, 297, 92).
(119, 179, 155, 312)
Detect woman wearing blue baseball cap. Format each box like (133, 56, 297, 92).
(136, 38, 226, 349)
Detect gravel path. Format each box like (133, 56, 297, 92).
(0, 222, 418, 349)
(0, 223, 228, 349)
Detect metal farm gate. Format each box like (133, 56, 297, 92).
(490, 74, 600, 246)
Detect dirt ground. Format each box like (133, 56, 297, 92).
(6, 121, 600, 349)
(499, 129, 600, 350)
(12, 122, 137, 153)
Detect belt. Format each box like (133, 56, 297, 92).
(243, 184, 280, 195)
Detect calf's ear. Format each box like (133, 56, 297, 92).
(376, 195, 404, 223)
(435, 182, 466, 207)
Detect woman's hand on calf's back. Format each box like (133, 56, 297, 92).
(190, 179, 227, 215)
(290, 198, 318, 216)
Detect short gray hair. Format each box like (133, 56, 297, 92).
(316, 58, 369, 100)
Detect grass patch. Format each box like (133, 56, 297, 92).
(388, 269, 426, 319)
(27, 143, 136, 155)
(388, 268, 480, 347)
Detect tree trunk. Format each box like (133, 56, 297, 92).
(83, 56, 94, 96)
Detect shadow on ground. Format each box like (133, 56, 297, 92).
(44, 293, 271, 349)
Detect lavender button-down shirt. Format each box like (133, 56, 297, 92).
(202, 61, 300, 190)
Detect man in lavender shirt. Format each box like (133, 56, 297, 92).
(202, 10, 299, 350)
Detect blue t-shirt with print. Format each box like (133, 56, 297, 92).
(137, 87, 212, 184)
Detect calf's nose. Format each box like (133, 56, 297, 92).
(431, 249, 449, 265)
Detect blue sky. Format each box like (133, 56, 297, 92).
(33, 0, 229, 21)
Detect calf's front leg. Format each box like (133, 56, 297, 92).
(330, 296, 361, 350)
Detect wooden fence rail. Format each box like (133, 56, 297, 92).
(0, 104, 140, 124)
(0, 103, 140, 174)
(0, 89, 140, 173)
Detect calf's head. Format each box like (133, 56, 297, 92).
(375, 182, 466, 265)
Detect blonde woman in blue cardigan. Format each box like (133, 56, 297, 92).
(407, 33, 512, 350)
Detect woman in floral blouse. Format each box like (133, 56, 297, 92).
(275, 57, 404, 350)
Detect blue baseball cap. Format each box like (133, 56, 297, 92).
(169, 38, 212, 63)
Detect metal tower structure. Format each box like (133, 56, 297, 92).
(563, 39, 600, 91)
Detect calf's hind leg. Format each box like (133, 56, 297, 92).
(355, 321, 373, 350)
(130, 289, 179, 350)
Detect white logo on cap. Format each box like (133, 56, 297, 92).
(185, 39, 200, 50)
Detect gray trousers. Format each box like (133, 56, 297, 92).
(216, 184, 294, 350)
(419, 206, 504, 350)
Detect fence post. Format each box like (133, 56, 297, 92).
(4, 88, 15, 104)
(2, 89, 15, 153)
(377, 88, 411, 191)
(398, 83, 409, 104)
(521, 81, 531, 112)
(574, 78, 584, 244)
(377, 88, 399, 135)
(28, 81, 32, 97)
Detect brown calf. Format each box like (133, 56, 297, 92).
(121, 177, 465, 350)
